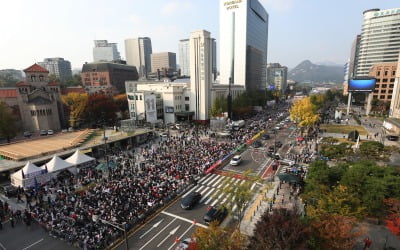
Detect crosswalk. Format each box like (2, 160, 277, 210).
(278, 164, 308, 177)
(182, 173, 248, 209)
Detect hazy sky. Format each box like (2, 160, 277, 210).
(1, 0, 399, 71)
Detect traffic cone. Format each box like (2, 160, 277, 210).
(175, 236, 179, 243)
(193, 218, 197, 225)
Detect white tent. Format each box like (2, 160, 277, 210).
(10, 161, 50, 188)
(44, 155, 76, 175)
(65, 150, 96, 170)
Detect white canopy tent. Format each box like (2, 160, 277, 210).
(10, 161, 51, 188)
(43, 155, 76, 175)
(65, 150, 96, 171)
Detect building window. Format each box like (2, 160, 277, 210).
(377, 71, 381, 76)
(185, 104, 189, 111)
(140, 95, 142, 100)
(380, 95, 385, 99)
(373, 95, 378, 99)
(390, 84, 394, 88)
(393, 71, 396, 76)
(374, 90, 379, 93)
(381, 90, 386, 93)
(388, 95, 392, 99)
(384, 71, 388, 76)
(389, 90, 393, 94)
(185, 96, 189, 101)
(382, 84, 387, 88)
(383, 79, 388, 82)
(390, 78, 395, 83)
(135, 95, 138, 100)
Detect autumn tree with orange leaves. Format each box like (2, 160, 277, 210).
(385, 198, 400, 236)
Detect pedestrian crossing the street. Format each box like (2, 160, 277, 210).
(277, 164, 308, 177)
(183, 173, 249, 208)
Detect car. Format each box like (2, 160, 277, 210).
(268, 145, 275, 153)
(253, 141, 262, 148)
(40, 130, 48, 136)
(274, 126, 281, 130)
(61, 129, 68, 133)
(181, 192, 201, 209)
(175, 238, 194, 250)
(230, 155, 242, 166)
(47, 129, 54, 135)
(387, 135, 399, 141)
(0, 184, 18, 198)
(68, 127, 74, 132)
(203, 206, 228, 225)
(275, 141, 283, 148)
(23, 131, 32, 138)
(262, 134, 270, 140)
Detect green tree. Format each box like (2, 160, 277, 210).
(0, 75, 18, 87)
(0, 102, 18, 142)
(359, 141, 384, 160)
(211, 96, 226, 117)
(64, 74, 82, 87)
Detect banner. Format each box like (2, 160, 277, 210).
(145, 94, 157, 123)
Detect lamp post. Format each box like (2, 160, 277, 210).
(94, 217, 129, 250)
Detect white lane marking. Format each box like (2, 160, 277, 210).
(232, 204, 237, 212)
(22, 239, 43, 250)
(197, 175, 209, 184)
(194, 186, 206, 193)
(0, 242, 6, 250)
(139, 219, 164, 239)
(182, 186, 198, 198)
(207, 175, 222, 186)
(139, 218, 177, 250)
(203, 174, 219, 185)
(161, 211, 207, 229)
(233, 179, 240, 185)
(250, 183, 256, 191)
(157, 225, 181, 247)
(198, 174, 213, 184)
(212, 175, 225, 187)
(167, 224, 195, 250)
(200, 188, 215, 203)
(220, 193, 232, 205)
(210, 192, 225, 207)
(200, 186, 210, 195)
(239, 179, 246, 185)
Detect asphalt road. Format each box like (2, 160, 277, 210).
(0, 221, 74, 250)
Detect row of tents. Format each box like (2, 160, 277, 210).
(10, 150, 96, 189)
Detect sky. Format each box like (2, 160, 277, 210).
(0, 0, 399, 71)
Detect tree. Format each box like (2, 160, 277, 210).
(0, 75, 18, 88)
(62, 92, 89, 128)
(192, 221, 233, 250)
(0, 102, 18, 142)
(83, 93, 118, 127)
(247, 207, 310, 250)
(359, 141, 384, 160)
(289, 97, 320, 135)
(211, 96, 226, 118)
(113, 93, 129, 119)
(64, 74, 82, 87)
(384, 198, 400, 236)
(310, 215, 363, 250)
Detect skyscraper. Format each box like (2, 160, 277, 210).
(356, 8, 400, 77)
(190, 30, 212, 121)
(150, 52, 176, 73)
(38, 58, 72, 81)
(211, 38, 217, 81)
(219, 0, 268, 91)
(93, 40, 121, 62)
(178, 39, 190, 77)
(125, 37, 152, 79)
(266, 63, 287, 93)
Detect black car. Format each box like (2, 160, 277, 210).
(387, 135, 399, 141)
(253, 141, 262, 148)
(0, 184, 18, 198)
(203, 206, 228, 225)
(181, 192, 201, 209)
(268, 145, 275, 153)
(275, 141, 283, 148)
(262, 134, 270, 140)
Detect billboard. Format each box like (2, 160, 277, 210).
(348, 78, 376, 92)
(145, 94, 157, 123)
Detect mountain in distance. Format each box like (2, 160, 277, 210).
(288, 60, 344, 84)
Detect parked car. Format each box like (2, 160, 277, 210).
(68, 127, 74, 132)
(268, 145, 275, 153)
(203, 206, 228, 225)
(47, 129, 54, 135)
(181, 192, 201, 209)
(40, 130, 48, 136)
(23, 131, 32, 138)
(175, 238, 194, 250)
(387, 135, 399, 141)
(275, 141, 283, 148)
(230, 155, 242, 166)
(0, 184, 18, 198)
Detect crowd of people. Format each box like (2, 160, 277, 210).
(0, 106, 293, 249)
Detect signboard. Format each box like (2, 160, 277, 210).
(145, 94, 157, 123)
(269, 85, 275, 91)
(348, 78, 376, 92)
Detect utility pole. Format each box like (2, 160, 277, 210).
(98, 219, 129, 250)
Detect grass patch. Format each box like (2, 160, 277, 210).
(320, 124, 368, 135)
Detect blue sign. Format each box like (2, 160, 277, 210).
(348, 78, 376, 92)
(269, 85, 275, 91)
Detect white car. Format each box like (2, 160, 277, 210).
(47, 129, 54, 135)
(230, 155, 242, 166)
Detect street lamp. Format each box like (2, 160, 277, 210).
(93, 216, 129, 250)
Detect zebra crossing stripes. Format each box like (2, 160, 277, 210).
(198, 174, 213, 184)
(200, 188, 215, 203)
(181, 186, 198, 198)
(203, 174, 220, 186)
(200, 186, 211, 195)
(207, 175, 224, 186)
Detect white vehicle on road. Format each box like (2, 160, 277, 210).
(230, 155, 242, 166)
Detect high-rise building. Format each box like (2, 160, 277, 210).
(355, 8, 400, 77)
(219, 0, 268, 91)
(389, 55, 400, 118)
(93, 40, 121, 62)
(211, 38, 217, 81)
(190, 30, 213, 121)
(150, 52, 176, 73)
(38, 58, 72, 81)
(178, 39, 190, 77)
(266, 63, 287, 93)
(125, 37, 152, 79)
